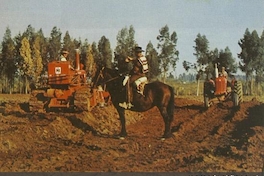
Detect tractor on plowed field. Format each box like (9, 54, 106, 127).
(29, 49, 110, 113)
(203, 65, 243, 108)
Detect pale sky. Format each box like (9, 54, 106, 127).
(0, 0, 263, 75)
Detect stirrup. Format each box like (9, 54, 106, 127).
(119, 102, 128, 109)
(127, 102, 134, 109)
(119, 102, 133, 109)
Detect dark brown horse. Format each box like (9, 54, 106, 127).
(93, 66, 175, 139)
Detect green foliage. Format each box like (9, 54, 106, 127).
(62, 31, 76, 64)
(115, 25, 136, 56)
(1, 27, 16, 73)
(98, 36, 112, 68)
(85, 44, 95, 77)
(32, 36, 43, 84)
(238, 28, 255, 78)
(19, 37, 33, 93)
(257, 31, 264, 83)
(20, 37, 33, 76)
(0, 23, 262, 95)
(145, 41, 160, 79)
(80, 39, 89, 69)
(114, 25, 136, 72)
(194, 33, 209, 65)
(186, 33, 238, 80)
(36, 29, 49, 69)
(91, 42, 100, 65)
(238, 29, 264, 94)
(216, 47, 237, 74)
(157, 25, 179, 81)
(22, 25, 35, 44)
(48, 26, 62, 61)
(1, 27, 16, 93)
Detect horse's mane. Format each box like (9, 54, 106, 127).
(104, 67, 119, 77)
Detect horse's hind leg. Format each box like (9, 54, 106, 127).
(159, 107, 172, 138)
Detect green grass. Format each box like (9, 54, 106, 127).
(166, 80, 264, 103)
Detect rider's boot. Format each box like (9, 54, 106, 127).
(119, 78, 133, 109)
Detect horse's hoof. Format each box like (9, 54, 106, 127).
(119, 136, 125, 140)
(161, 133, 174, 140)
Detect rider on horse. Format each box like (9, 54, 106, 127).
(119, 46, 149, 109)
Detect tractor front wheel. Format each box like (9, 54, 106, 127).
(233, 81, 243, 107)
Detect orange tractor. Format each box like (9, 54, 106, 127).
(29, 49, 110, 112)
(203, 65, 243, 108)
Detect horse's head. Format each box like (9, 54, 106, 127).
(92, 65, 120, 89)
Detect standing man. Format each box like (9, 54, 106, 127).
(119, 46, 149, 109)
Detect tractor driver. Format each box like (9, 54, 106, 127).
(60, 50, 69, 61)
(60, 49, 74, 70)
(221, 67, 228, 79)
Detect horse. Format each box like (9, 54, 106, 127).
(93, 66, 175, 139)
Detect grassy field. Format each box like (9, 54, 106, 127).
(166, 80, 264, 103)
(0, 80, 263, 104)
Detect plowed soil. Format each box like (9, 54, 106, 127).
(0, 94, 263, 172)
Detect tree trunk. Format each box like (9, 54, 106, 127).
(196, 79, 200, 96)
(24, 76, 28, 94)
(245, 76, 249, 95)
(250, 76, 254, 95)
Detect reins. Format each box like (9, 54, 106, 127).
(94, 67, 127, 87)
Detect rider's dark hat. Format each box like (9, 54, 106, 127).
(134, 46, 144, 53)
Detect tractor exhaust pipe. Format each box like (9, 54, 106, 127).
(215, 63, 218, 78)
(75, 49, 80, 70)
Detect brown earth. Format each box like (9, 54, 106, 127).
(0, 94, 263, 172)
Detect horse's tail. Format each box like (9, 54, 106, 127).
(167, 86, 175, 123)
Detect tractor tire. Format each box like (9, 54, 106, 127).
(74, 87, 91, 111)
(29, 90, 47, 113)
(233, 81, 243, 107)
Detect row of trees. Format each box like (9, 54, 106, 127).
(0, 25, 179, 94)
(1, 24, 263, 95)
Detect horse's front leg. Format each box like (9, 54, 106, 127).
(159, 107, 172, 139)
(117, 108, 127, 138)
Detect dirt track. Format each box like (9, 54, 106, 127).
(0, 94, 263, 172)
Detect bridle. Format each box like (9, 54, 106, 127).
(93, 67, 123, 88)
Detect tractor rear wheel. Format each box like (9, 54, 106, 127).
(233, 81, 243, 107)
